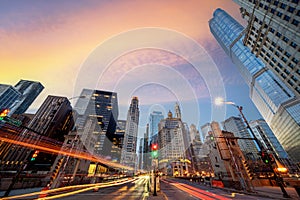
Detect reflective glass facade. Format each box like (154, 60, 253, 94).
(210, 8, 300, 163)
(0, 84, 21, 111)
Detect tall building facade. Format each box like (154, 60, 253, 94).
(222, 116, 259, 160)
(120, 97, 140, 171)
(73, 89, 119, 157)
(200, 123, 212, 143)
(207, 121, 253, 191)
(10, 80, 44, 114)
(157, 111, 188, 176)
(0, 95, 74, 171)
(110, 120, 126, 162)
(209, 8, 300, 163)
(148, 111, 164, 144)
(249, 119, 296, 171)
(0, 84, 21, 112)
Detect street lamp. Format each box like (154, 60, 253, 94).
(215, 97, 291, 198)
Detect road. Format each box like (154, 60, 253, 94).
(58, 177, 150, 200)
(3, 176, 298, 199)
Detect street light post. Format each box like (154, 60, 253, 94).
(215, 98, 291, 198)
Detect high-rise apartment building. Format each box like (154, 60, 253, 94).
(73, 89, 119, 157)
(11, 80, 44, 114)
(209, 7, 300, 163)
(222, 116, 259, 160)
(148, 111, 164, 144)
(120, 97, 140, 171)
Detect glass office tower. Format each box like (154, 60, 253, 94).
(209, 8, 300, 163)
(73, 89, 119, 157)
(11, 80, 44, 114)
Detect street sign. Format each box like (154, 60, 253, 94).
(3, 116, 22, 127)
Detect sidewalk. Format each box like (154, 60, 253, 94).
(254, 186, 299, 199)
(148, 191, 167, 200)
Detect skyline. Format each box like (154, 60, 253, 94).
(0, 0, 262, 133)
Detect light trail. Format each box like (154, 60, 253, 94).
(38, 178, 136, 200)
(1, 178, 135, 200)
(161, 179, 231, 200)
(0, 130, 132, 170)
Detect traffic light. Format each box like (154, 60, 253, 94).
(261, 151, 271, 164)
(30, 150, 39, 161)
(50, 157, 64, 182)
(151, 143, 158, 159)
(242, 160, 254, 180)
(0, 108, 9, 120)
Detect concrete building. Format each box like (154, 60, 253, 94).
(207, 121, 253, 191)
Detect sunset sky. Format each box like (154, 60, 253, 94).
(0, 0, 262, 134)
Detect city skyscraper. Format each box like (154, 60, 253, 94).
(200, 123, 212, 143)
(120, 97, 140, 171)
(222, 116, 259, 160)
(158, 111, 188, 176)
(73, 89, 119, 157)
(110, 120, 126, 162)
(0, 95, 74, 172)
(0, 84, 21, 112)
(10, 80, 44, 114)
(148, 111, 164, 144)
(209, 7, 300, 163)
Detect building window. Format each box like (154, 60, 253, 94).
(288, 6, 295, 13)
(288, 62, 295, 69)
(269, 28, 275, 33)
(274, 1, 279, 6)
(277, 12, 283, 17)
(292, 19, 299, 26)
(282, 57, 288, 63)
(283, 15, 290, 21)
(288, 80, 294, 86)
(292, 57, 299, 64)
(280, 3, 287, 9)
(284, 51, 291, 58)
(276, 32, 281, 38)
(290, 42, 297, 48)
(284, 69, 290, 75)
(264, 5, 269, 10)
(271, 8, 275, 14)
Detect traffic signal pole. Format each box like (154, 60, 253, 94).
(235, 105, 290, 198)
